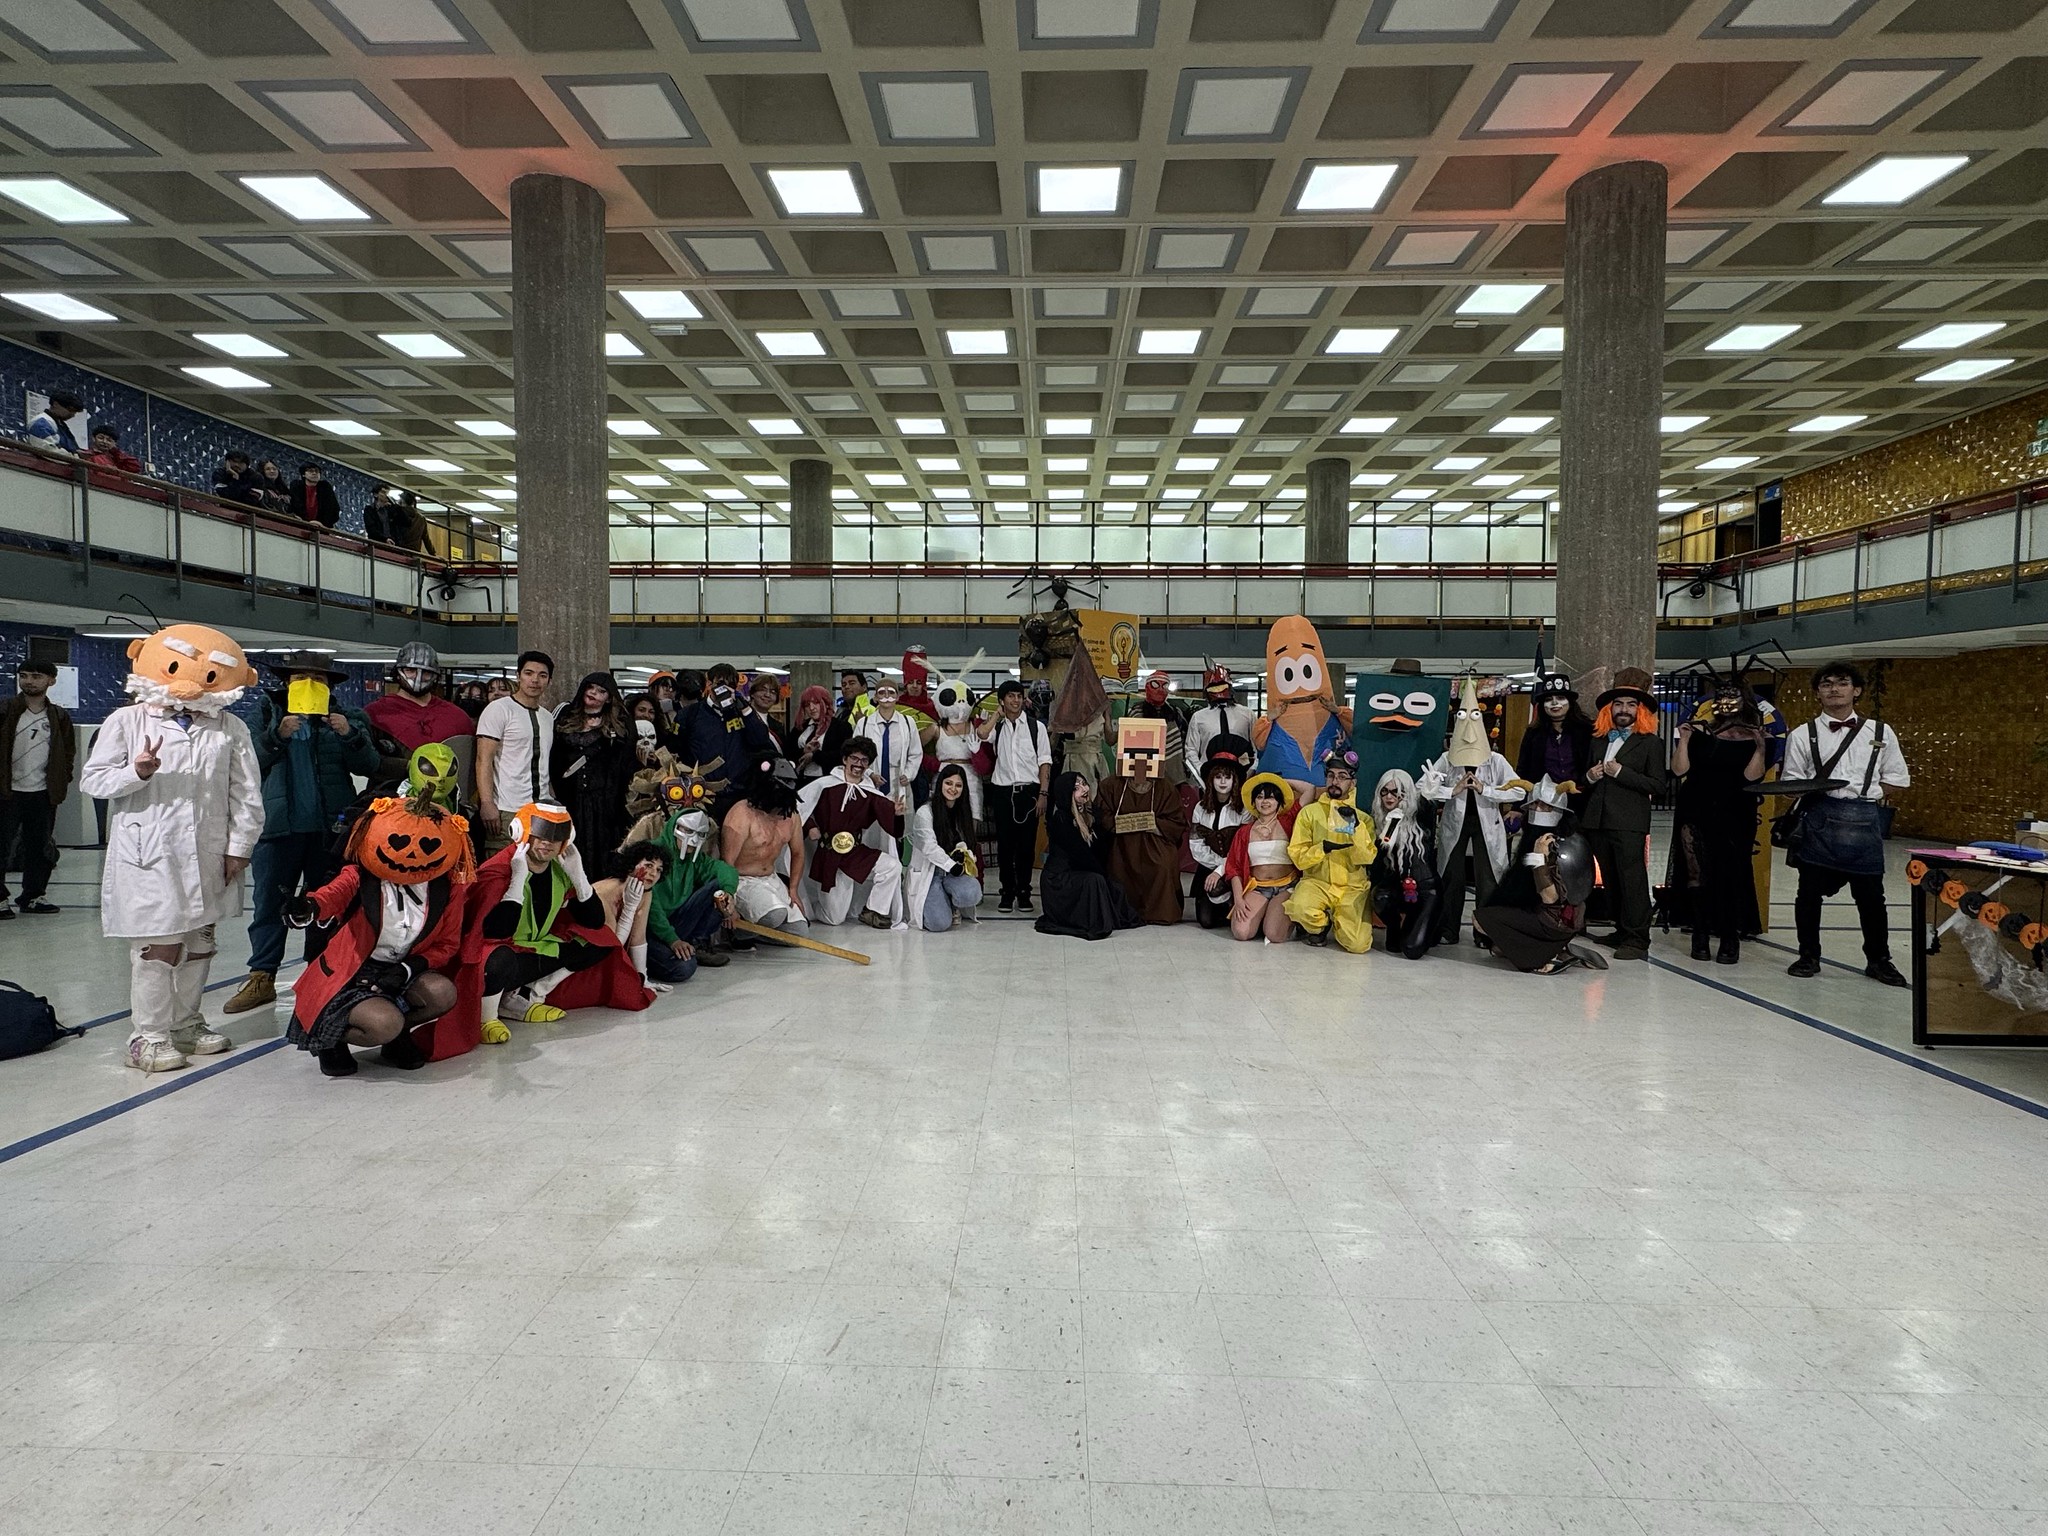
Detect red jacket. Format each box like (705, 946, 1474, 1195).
(803, 778, 900, 890)
(367, 693, 475, 752)
(289, 865, 467, 1046)
(1222, 808, 1300, 885)
(433, 845, 651, 1062)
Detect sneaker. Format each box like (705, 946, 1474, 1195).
(1612, 944, 1650, 961)
(501, 995, 566, 1024)
(15, 899, 57, 915)
(317, 1043, 358, 1078)
(1785, 955, 1822, 978)
(694, 946, 731, 968)
(171, 1025, 231, 1057)
(859, 909, 890, 930)
(1016, 896, 1033, 913)
(997, 895, 1013, 913)
(0, 907, 13, 922)
(480, 1017, 511, 1044)
(222, 971, 276, 1014)
(1865, 959, 1909, 989)
(126, 1035, 187, 1073)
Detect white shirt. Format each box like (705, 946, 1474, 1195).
(988, 712, 1051, 787)
(1782, 715, 1909, 802)
(477, 695, 555, 807)
(10, 706, 50, 793)
(854, 711, 921, 799)
(370, 881, 430, 963)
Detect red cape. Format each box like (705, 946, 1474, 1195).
(425, 845, 652, 1063)
(289, 865, 467, 1045)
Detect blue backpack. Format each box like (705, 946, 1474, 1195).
(0, 981, 82, 1061)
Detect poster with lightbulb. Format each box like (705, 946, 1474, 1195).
(1076, 611, 1142, 686)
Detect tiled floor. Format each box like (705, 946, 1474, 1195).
(4, 837, 2048, 1533)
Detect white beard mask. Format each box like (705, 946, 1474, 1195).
(126, 674, 246, 716)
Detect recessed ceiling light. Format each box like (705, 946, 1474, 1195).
(867, 472, 907, 486)
(1790, 413, 1866, 433)
(1137, 328, 1202, 355)
(620, 289, 701, 320)
(1821, 154, 1971, 207)
(309, 418, 377, 436)
(1037, 165, 1123, 213)
(192, 332, 286, 359)
(755, 330, 825, 357)
(1228, 472, 1269, 487)
(1192, 417, 1243, 434)
(1338, 416, 1396, 435)
(1698, 455, 1758, 471)
(1353, 471, 1397, 486)
(1457, 284, 1546, 316)
(917, 456, 960, 471)
(944, 328, 1009, 355)
(456, 419, 514, 437)
(404, 457, 461, 473)
(745, 473, 788, 486)
(1898, 321, 2006, 351)
(607, 418, 658, 436)
(1046, 457, 1088, 471)
(1516, 326, 1565, 354)
(1661, 414, 1709, 432)
(987, 472, 1025, 486)
(181, 365, 269, 389)
(1175, 456, 1219, 470)
(237, 174, 372, 222)
(1916, 357, 2012, 383)
(1435, 455, 1484, 471)
(1392, 489, 1433, 501)
(623, 473, 670, 487)
(750, 418, 802, 435)
(1294, 162, 1400, 212)
(604, 332, 643, 358)
(660, 457, 707, 472)
(1489, 415, 1552, 433)
(378, 331, 462, 359)
(1044, 418, 1094, 435)
(1706, 323, 1801, 352)
(1325, 327, 1398, 355)
(0, 177, 127, 224)
(1108, 473, 1148, 486)
(1474, 473, 1522, 487)
(1658, 500, 1697, 514)
(896, 418, 945, 435)
(3, 290, 114, 321)
(765, 167, 864, 216)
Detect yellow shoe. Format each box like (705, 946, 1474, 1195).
(502, 997, 566, 1024)
(480, 1018, 511, 1044)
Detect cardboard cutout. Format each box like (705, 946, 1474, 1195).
(1252, 615, 1351, 792)
(1116, 716, 1167, 779)
(1351, 671, 1451, 796)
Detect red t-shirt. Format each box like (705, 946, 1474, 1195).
(367, 693, 475, 751)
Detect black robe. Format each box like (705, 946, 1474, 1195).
(1035, 812, 1140, 941)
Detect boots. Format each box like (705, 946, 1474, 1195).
(379, 1028, 428, 1070)
(1691, 932, 1712, 962)
(1716, 937, 1739, 966)
(318, 1043, 358, 1077)
(222, 970, 276, 1014)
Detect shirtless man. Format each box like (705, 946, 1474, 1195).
(720, 756, 808, 932)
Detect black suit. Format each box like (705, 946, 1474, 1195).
(1578, 731, 1669, 952)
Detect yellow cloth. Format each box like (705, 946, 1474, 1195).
(1285, 795, 1376, 953)
(286, 678, 330, 716)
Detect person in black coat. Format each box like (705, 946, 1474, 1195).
(290, 464, 340, 530)
(212, 450, 261, 507)
(1034, 771, 1140, 941)
(1514, 673, 1594, 823)
(549, 672, 647, 858)
(686, 665, 771, 813)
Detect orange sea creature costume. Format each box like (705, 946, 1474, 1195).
(1250, 615, 1353, 796)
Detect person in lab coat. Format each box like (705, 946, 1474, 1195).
(80, 624, 264, 1073)
(1418, 677, 1524, 947)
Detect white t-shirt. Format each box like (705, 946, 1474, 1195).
(477, 695, 555, 808)
(10, 708, 50, 793)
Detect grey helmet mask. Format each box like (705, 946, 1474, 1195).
(394, 640, 439, 693)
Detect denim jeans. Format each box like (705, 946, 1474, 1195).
(921, 872, 982, 931)
(248, 830, 335, 974)
(647, 885, 724, 982)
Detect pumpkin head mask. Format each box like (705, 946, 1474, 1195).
(343, 793, 475, 886)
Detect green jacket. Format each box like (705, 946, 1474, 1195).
(647, 807, 738, 946)
(254, 690, 380, 840)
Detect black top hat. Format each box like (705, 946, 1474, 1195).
(1594, 667, 1657, 709)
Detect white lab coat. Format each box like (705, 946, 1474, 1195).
(1184, 701, 1258, 779)
(1417, 751, 1522, 879)
(854, 712, 922, 805)
(932, 727, 985, 821)
(81, 703, 264, 939)
(904, 800, 973, 926)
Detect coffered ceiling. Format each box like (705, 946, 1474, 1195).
(1, 0, 2046, 534)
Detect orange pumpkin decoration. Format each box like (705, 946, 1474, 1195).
(2024, 923, 2048, 952)
(1905, 858, 1929, 884)
(343, 793, 474, 886)
(1940, 880, 1969, 909)
(1980, 902, 2011, 929)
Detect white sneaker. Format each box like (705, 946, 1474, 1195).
(172, 1025, 231, 1056)
(126, 1035, 189, 1073)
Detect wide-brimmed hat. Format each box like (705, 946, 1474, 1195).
(269, 649, 348, 682)
(1532, 672, 1577, 702)
(1240, 771, 1297, 814)
(1594, 667, 1656, 709)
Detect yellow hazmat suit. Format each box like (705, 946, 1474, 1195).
(1285, 791, 1376, 952)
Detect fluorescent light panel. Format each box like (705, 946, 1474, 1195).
(4, 290, 113, 321)
(1821, 154, 1970, 206)
(1295, 162, 1399, 211)
(237, 174, 372, 222)
(765, 166, 864, 215)
(192, 332, 284, 358)
(0, 176, 126, 224)
(182, 365, 268, 389)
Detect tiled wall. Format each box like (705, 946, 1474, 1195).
(0, 617, 384, 728)
(1781, 388, 2048, 542)
(0, 337, 382, 535)
(1776, 643, 2048, 846)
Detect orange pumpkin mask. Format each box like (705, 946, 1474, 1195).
(343, 794, 474, 886)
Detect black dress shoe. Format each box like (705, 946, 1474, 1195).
(16, 899, 57, 915)
(378, 1029, 427, 1070)
(1716, 940, 1739, 965)
(318, 1044, 359, 1077)
(1866, 960, 1909, 989)
(1786, 955, 1822, 978)
(1690, 935, 1712, 962)
(1588, 930, 1622, 947)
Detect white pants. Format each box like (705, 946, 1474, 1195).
(807, 852, 903, 927)
(128, 924, 216, 1042)
(736, 874, 808, 931)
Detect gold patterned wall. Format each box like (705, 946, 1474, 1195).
(1774, 645, 2048, 845)
(1781, 389, 2048, 542)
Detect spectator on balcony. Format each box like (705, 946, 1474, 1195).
(288, 464, 340, 530)
(212, 450, 262, 508)
(27, 390, 83, 454)
(387, 490, 429, 553)
(362, 485, 397, 543)
(81, 425, 142, 474)
(252, 459, 293, 515)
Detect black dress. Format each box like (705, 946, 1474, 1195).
(1035, 812, 1141, 941)
(550, 724, 639, 857)
(1670, 729, 1762, 941)
(1474, 861, 1582, 973)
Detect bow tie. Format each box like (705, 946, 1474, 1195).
(1826, 717, 1860, 732)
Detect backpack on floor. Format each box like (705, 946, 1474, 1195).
(0, 980, 82, 1061)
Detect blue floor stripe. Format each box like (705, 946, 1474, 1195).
(0, 1038, 289, 1165)
(71, 971, 259, 1034)
(1647, 956, 2048, 1123)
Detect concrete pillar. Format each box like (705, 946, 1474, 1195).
(511, 172, 610, 697)
(790, 458, 832, 566)
(1556, 161, 1666, 679)
(1305, 456, 1349, 567)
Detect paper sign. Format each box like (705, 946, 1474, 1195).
(287, 678, 330, 716)
(1077, 610, 1142, 682)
